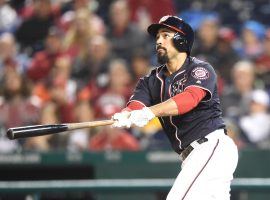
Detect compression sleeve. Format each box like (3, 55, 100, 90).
(172, 86, 206, 114)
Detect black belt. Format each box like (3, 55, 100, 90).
(180, 137, 208, 161)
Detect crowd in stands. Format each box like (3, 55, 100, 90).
(0, 0, 269, 153)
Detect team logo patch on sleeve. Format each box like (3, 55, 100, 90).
(191, 67, 209, 80)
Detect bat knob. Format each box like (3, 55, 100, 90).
(6, 128, 15, 140)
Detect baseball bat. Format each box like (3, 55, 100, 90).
(6, 119, 114, 140)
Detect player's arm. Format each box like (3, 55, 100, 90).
(120, 86, 206, 128)
(149, 86, 206, 117)
(116, 65, 214, 128)
(125, 86, 206, 115)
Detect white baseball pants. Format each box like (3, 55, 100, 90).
(166, 129, 238, 200)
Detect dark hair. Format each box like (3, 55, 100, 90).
(1, 72, 32, 100)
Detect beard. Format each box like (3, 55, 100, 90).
(157, 50, 169, 64)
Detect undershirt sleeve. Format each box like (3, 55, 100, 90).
(172, 86, 206, 114)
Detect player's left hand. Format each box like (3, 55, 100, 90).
(129, 107, 155, 127)
(112, 111, 132, 128)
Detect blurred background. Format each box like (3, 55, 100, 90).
(0, 0, 270, 199)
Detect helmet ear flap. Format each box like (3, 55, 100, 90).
(173, 32, 188, 53)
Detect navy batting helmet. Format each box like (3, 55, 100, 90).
(147, 15, 194, 55)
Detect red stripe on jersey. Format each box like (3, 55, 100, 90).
(172, 86, 206, 114)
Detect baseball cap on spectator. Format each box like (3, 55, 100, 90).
(242, 20, 266, 40)
(180, 10, 206, 31)
(218, 27, 236, 42)
(202, 12, 220, 23)
(180, 11, 219, 31)
(250, 89, 270, 107)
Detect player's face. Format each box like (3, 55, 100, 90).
(156, 28, 178, 64)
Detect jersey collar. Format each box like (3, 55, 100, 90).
(157, 56, 191, 79)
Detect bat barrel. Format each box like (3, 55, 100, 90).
(7, 124, 68, 140)
(6, 120, 115, 140)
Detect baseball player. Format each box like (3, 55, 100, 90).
(112, 15, 238, 200)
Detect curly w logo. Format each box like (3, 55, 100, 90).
(171, 74, 187, 96)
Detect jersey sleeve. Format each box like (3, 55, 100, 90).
(172, 86, 206, 114)
(127, 77, 152, 107)
(184, 63, 217, 101)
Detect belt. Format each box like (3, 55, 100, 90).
(180, 137, 208, 161)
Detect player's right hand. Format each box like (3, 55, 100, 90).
(111, 111, 132, 128)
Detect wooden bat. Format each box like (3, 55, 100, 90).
(6, 120, 114, 140)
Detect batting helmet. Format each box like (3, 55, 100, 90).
(147, 15, 194, 55)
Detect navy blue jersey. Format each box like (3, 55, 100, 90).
(127, 57, 225, 154)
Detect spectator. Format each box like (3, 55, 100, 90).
(215, 27, 239, 86)
(15, 0, 59, 54)
(89, 105, 140, 151)
(0, 68, 40, 130)
(239, 89, 270, 148)
(0, 68, 40, 152)
(89, 58, 141, 151)
(236, 20, 265, 60)
(130, 50, 152, 85)
(49, 56, 77, 105)
(68, 100, 94, 152)
(0, 32, 30, 75)
(106, 0, 151, 62)
(26, 26, 65, 82)
(0, 0, 18, 33)
(24, 100, 72, 151)
(32, 56, 76, 122)
(23, 102, 58, 151)
(62, 8, 104, 60)
(221, 60, 256, 119)
(128, 0, 176, 31)
(255, 28, 270, 91)
(0, 123, 18, 153)
(94, 58, 133, 119)
(88, 35, 114, 86)
(192, 14, 220, 65)
(8, 0, 26, 16)
(71, 35, 113, 89)
(192, 14, 227, 93)
(69, 0, 99, 12)
(59, 0, 105, 32)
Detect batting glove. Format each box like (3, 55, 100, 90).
(112, 111, 132, 128)
(129, 107, 155, 127)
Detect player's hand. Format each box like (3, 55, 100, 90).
(111, 111, 132, 128)
(129, 107, 155, 127)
